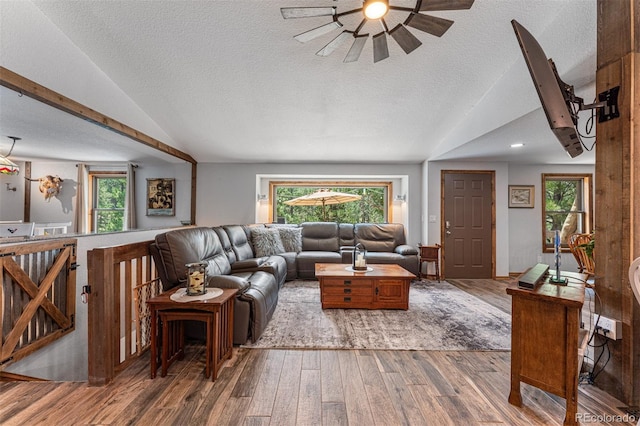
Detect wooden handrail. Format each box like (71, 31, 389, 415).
(87, 240, 162, 386)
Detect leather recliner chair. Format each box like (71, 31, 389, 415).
(219, 225, 288, 288)
(150, 227, 279, 344)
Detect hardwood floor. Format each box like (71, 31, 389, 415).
(0, 279, 636, 425)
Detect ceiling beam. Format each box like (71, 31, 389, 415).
(0, 66, 196, 165)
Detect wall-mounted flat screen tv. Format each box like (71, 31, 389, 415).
(512, 19, 583, 158)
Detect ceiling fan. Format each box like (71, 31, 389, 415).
(281, 0, 475, 63)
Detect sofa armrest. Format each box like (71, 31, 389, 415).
(339, 246, 356, 263)
(232, 258, 266, 271)
(208, 275, 250, 293)
(395, 244, 418, 255)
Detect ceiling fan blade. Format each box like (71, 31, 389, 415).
(317, 31, 353, 56)
(281, 7, 337, 19)
(420, 0, 474, 11)
(344, 34, 368, 63)
(294, 21, 343, 43)
(405, 13, 454, 37)
(389, 24, 422, 54)
(372, 32, 389, 63)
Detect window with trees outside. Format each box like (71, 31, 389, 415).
(541, 173, 592, 252)
(90, 172, 127, 233)
(270, 182, 391, 224)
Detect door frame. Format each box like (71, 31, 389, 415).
(440, 170, 496, 279)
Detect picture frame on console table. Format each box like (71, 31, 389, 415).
(508, 185, 535, 208)
(147, 178, 175, 216)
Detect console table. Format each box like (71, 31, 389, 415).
(315, 263, 415, 309)
(507, 271, 586, 426)
(148, 287, 237, 381)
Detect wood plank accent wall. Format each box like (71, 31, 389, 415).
(87, 240, 162, 386)
(595, 0, 640, 405)
(0, 239, 77, 369)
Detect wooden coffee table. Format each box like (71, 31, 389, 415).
(315, 263, 415, 309)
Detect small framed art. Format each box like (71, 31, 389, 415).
(147, 178, 175, 216)
(508, 185, 535, 208)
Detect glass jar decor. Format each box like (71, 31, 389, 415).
(185, 261, 207, 296)
(352, 243, 367, 271)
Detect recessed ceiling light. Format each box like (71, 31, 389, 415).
(510, 143, 524, 148)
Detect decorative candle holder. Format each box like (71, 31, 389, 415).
(185, 261, 207, 296)
(352, 243, 368, 271)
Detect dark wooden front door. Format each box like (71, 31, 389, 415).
(442, 171, 494, 278)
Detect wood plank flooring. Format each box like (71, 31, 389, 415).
(0, 279, 637, 425)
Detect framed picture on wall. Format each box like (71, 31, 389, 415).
(147, 178, 175, 216)
(509, 185, 535, 208)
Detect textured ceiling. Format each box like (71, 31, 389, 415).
(4, 0, 597, 165)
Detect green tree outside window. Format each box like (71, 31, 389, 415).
(542, 174, 592, 252)
(93, 176, 127, 233)
(274, 186, 387, 224)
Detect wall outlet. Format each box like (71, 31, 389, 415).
(593, 314, 622, 340)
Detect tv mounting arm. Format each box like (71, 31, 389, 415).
(552, 59, 620, 124)
(572, 86, 619, 123)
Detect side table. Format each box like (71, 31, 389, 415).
(507, 271, 586, 425)
(418, 244, 441, 281)
(148, 287, 237, 381)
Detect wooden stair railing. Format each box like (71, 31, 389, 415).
(0, 239, 77, 371)
(87, 240, 162, 386)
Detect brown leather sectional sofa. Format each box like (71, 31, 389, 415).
(151, 222, 418, 344)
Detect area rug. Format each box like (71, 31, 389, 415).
(245, 280, 511, 351)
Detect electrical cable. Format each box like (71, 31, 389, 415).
(591, 338, 611, 381)
(2, 137, 16, 157)
(569, 98, 597, 152)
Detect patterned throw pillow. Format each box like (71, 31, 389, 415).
(251, 227, 285, 257)
(277, 227, 302, 253)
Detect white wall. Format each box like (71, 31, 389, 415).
(422, 160, 595, 276)
(507, 163, 595, 273)
(0, 160, 191, 230)
(0, 1, 177, 149)
(135, 162, 193, 229)
(197, 162, 423, 246)
(29, 162, 76, 224)
(424, 160, 511, 277)
(0, 161, 25, 220)
(2, 227, 179, 381)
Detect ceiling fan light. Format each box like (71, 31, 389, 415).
(363, 0, 388, 20)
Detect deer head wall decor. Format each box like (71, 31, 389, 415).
(26, 175, 64, 201)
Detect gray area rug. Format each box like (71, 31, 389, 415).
(246, 280, 511, 351)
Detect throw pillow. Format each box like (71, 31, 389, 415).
(251, 227, 285, 257)
(277, 227, 302, 253)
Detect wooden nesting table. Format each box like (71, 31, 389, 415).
(315, 263, 415, 309)
(148, 287, 237, 381)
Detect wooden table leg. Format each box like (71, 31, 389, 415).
(508, 299, 522, 407)
(150, 307, 157, 379)
(212, 309, 220, 381)
(563, 309, 580, 426)
(204, 314, 212, 379)
(161, 314, 169, 377)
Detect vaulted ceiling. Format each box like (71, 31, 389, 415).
(2, 0, 597, 165)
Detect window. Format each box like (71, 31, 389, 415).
(270, 181, 391, 224)
(90, 172, 127, 233)
(541, 173, 592, 252)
